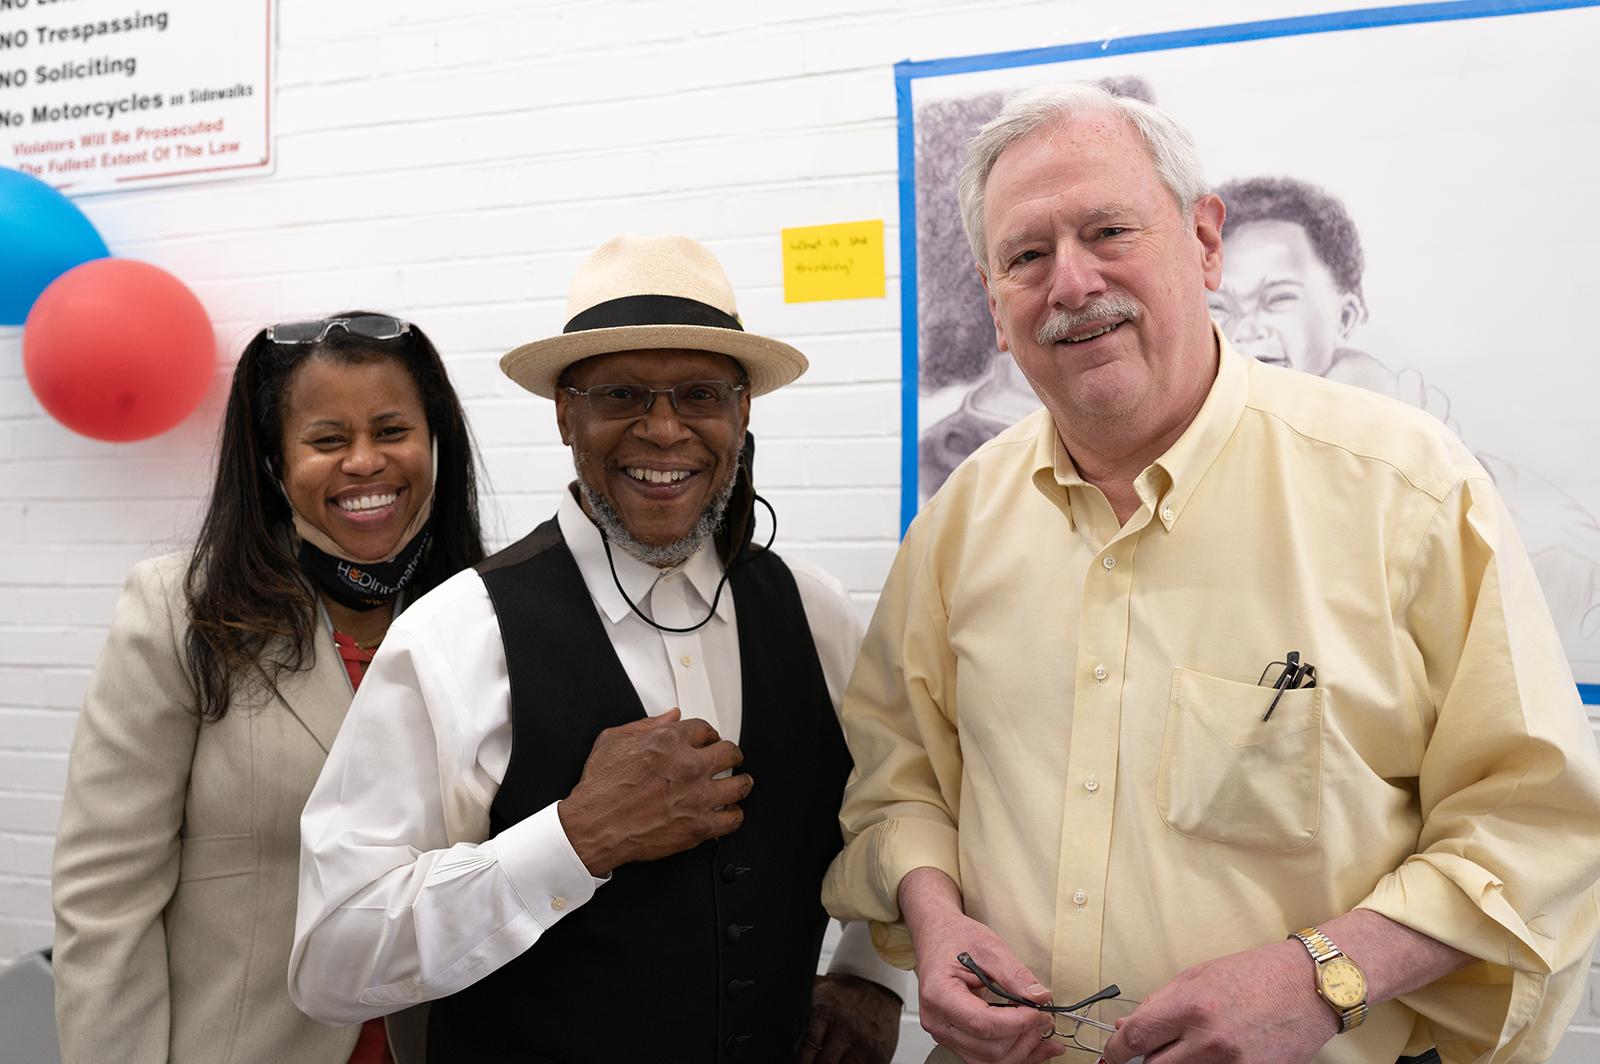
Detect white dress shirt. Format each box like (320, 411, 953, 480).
(291, 490, 903, 1023)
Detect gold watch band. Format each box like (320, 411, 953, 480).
(1336, 1001, 1370, 1032)
(1292, 926, 1341, 963)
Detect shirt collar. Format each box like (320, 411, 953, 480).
(557, 485, 732, 627)
(1029, 413, 1083, 531)
(1149, 326, 1249, 530)
(1029, 323, 1249, 532)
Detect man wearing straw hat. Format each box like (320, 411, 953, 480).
(291, 235, 904, 1062)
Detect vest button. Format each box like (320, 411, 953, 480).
(726, 923, 755, 942)
(724, 1034, 752, 1055)
(726, 978, 757, 998)
(720, 863, 751, 883)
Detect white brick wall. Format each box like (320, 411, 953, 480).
(2, 1, 1596, 1058)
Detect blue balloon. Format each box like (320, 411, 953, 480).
(0, 166, 110, 326)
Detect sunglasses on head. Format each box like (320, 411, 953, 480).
(265, 315, 411, 345)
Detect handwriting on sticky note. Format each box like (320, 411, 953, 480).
(782, 220, 886, 303)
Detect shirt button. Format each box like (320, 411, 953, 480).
(1093, 664, 1107, 682)
(1084, 777, 1099, 793)
(1072, 889, 1088, 907)
(679, 655, 692, 667)
(1102, 555, 1116, 570)
(1161, 506, 1175, 522)
(550, 896, 566, 911)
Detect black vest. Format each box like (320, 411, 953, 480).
(427, 519, 852, 1063)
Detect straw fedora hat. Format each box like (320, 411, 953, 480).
(501, 234, 808, 399)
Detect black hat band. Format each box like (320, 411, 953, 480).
(563, 294, 744, 335)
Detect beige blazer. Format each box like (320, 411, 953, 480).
(52, 553, 423, 1064)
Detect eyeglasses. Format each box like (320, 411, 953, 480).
(561, 380, 747, 421)
(1257, 649, 1317, 721)
(265, 315, 411, 345)
(958, 952, 1140, 1054)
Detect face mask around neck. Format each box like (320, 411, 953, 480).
(296, 524, 432, 612)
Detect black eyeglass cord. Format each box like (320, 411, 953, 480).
(599, 494, 777, 635)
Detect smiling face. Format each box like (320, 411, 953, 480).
(978, 111, 1224, 444)
(555, 349, 750, 559)
(1209, 219, 1365, 377)
(279, 355, 433, 562)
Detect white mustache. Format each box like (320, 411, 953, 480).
(1035, 295, 1140, 345)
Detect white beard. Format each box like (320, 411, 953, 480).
(575, 457, 739, 568)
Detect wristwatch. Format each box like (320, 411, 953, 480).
(1290, 926, 1368, 1032)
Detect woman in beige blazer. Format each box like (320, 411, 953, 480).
(51, 315, 485, 1064)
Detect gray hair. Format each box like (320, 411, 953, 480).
(957, 82, 1209, 267)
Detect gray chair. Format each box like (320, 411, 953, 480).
(0, 948, 62, 1064)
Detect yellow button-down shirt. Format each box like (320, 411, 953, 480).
(823, 338, 1600, 1063)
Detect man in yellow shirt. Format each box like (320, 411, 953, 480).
(822, 82, 1600, 1064)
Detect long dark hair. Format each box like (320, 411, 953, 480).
(184, 314, 485, 722)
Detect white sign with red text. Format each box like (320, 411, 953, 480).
(0, 0, 271, 193)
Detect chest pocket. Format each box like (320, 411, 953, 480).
(1157, 667, 1323, 851)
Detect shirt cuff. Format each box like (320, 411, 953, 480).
(823, 816, 961, 969)
(493, 801, 606, 926)
(1357, 853, 1557, 1059)
(1359, 853, 1553, 973)
(826, 920, 911, 1001)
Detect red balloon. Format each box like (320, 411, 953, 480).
(23, 259, 214, 442)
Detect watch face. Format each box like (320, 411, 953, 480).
(1319, 958, 1366, 1008)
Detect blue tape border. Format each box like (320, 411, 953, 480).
(1581, 684, 1600, 706)
(894, 0, 1600, 534)
(896, 66, 920, 535)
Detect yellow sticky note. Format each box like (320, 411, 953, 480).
(781, 220, 886, 303)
